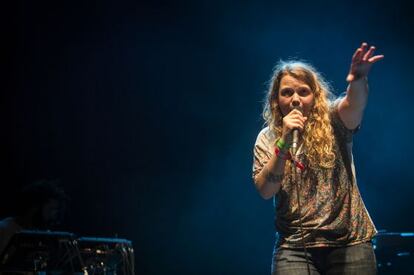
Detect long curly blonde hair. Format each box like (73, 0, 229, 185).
(263, 60, 336, 169)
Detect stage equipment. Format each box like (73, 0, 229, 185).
(373, 230, 414, 274)
(78, 237, 134, 275)
(0, 230, 82, 273)
(0, 230, 134, 275)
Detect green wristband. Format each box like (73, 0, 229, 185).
(276, 139, 289, 150)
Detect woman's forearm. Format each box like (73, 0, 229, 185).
(346, 77, 369, 109)
(254, 154, 287, 200)
(339, 77, 369, 129)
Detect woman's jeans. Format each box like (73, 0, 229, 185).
(272, 242, 377, 275)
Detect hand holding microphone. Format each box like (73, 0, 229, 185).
(281, 106, 307, 155)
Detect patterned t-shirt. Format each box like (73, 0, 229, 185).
(252, 104, 377, 248)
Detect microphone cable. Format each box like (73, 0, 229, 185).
(291, 150, 311, 275)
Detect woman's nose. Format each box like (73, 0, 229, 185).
(291, 93, 301, 107)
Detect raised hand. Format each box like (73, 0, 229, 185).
(346, 42, 384, 82)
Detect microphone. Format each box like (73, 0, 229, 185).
(291, 105, 302, 156)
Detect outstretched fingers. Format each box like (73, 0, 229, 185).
(363, 46, 376, 61)
(352, 42, 368, 63)
(352, 48, 363, 62)
(368, 55, 384, 63)
(347, 42, 383, 82)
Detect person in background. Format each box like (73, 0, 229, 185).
(0, 179, 68, 255)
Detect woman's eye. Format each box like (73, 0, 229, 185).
(281, 88, 294, 97)
(298, 88, 311, 96)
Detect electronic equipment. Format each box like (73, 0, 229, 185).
(373, 230, 414, 274)
(0, 230, 134, 274)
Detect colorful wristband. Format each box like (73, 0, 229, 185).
(275, 147, 305, 170)
(275, 147, 291, 160)
(276, 138, 289, 150)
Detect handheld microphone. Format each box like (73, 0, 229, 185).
(291, 106, 302, 156)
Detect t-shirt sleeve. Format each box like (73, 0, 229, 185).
(252, 128, 273, 181)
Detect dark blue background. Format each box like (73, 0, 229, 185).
(2, 0, 413, 274)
